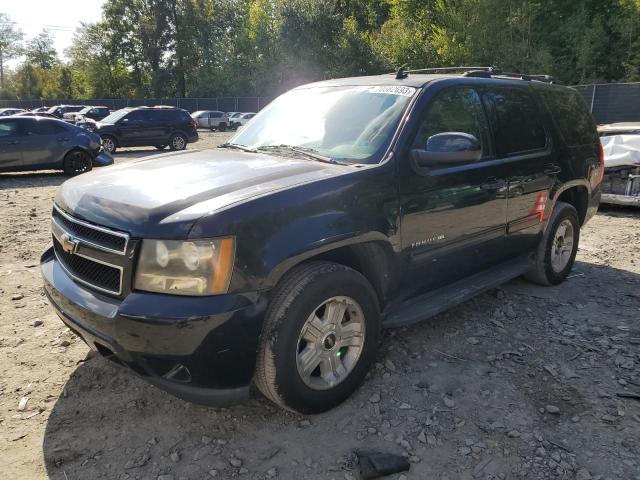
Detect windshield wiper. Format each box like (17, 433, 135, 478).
(257, 144, 338, 164)
(218, 142, 257, 153)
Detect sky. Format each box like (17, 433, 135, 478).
(1, 0, 106, 66)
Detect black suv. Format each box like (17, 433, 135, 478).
(41, 68, 602, 413)
(94, 106, 198, 153)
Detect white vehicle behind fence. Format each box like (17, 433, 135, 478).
(191, 110, 231, 131)
(233, 112, 256, 128)
(599, 122, 640, 206)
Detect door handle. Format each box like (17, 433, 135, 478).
(57, 138, 69, 143)
(481, 177, 507, 190)
(543, 164, 561, 175)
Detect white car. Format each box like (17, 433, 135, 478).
(598, 122, 640, 206)
(0, 108, 26, 116)
(191, 110, 231, 131)
(234, 112, 256, 128)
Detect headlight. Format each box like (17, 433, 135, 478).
(134, 238, 235, 296)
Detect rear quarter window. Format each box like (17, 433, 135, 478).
(538, 88, 598, 146)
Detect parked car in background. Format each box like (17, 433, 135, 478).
(63, 106, 111, 124)
(0, 116, 112, 175)
(0, 108, 27, 116)
(231, 112, 256, 128)
(31, 107, 50, 113)
(95, 106, 198, 153)
(40, 69, 602, 413)
(46, 105, 86, 119)
(191, 110, 230, 131)
(14, 111, 58, 118)
(598, 122, 640, 206)
(227, 112, 243, 128)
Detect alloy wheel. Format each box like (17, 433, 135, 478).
(550, 219, 574, 272)
(296, 296, 366, 390)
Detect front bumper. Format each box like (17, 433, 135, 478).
(92, 151, 114, 167)
(41, 247, 266, 406)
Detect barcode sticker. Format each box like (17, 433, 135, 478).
(368, 86, 416, 97)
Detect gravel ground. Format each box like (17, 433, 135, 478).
(1, 131, 639, 479)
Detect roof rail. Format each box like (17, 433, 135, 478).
(391, 66, 554, 83)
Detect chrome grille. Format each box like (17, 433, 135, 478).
(52, 204, 129, 254)
(51, 205, 131, 296)
(53, 238, 122, 294)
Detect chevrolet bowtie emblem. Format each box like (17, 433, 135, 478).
(60, 233, 79, 254)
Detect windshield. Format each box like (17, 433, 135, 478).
(100, 109, 130, 124)
(79, 107, 92, 114)
(229, 85, 416, 163)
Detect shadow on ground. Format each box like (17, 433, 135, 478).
(41, 259, 640, 479)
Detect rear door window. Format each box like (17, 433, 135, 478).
(484, 88, 546, 156)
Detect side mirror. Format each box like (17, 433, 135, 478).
(411, 132, 482, 168)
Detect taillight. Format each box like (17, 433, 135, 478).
(597, 143, 605, 184)
(190, 120, 197, 129)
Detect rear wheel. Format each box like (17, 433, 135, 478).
(218, 123, 227, 132)
(525, 201, 580, 286)
(169, 133, 187, 151)
(101, 135, 117, 154)
(63, 150, 92, 176)
(254, 262, 380, 414)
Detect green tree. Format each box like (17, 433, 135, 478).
(0, 13, 24, 90)
(25, 31, 58, 69)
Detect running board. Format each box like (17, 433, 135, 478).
(383, 255, 532, 328)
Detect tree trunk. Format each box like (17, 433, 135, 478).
(0, 48, 4, 90)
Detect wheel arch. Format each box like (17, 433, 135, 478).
(263, 235, 398, 310)
(553, 183, 589, 225)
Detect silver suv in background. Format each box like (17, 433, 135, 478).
(191, 110, 230, 131)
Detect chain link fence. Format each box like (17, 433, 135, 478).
(3, 84, 640, 125)
(573, 82, 640, 125)
(0, 97, 272, 112)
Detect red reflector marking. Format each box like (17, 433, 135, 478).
(529, 192, 548, 222)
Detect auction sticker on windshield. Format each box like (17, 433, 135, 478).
(368, 86, 416, 97)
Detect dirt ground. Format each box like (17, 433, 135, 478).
(1, 130, 639, 480)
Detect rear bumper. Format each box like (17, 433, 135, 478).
(41, 247, 266, 406)
(187, 131, 199, 143)
(601, 193, 640, 207)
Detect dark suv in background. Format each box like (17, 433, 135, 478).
(94, 106, 198, 153)
(42, 68, 602, 413)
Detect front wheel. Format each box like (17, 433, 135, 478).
(169, 133, 187, 151)
(254, 262, 380, 414)
(525, 200, 580, 286)
(63, 150, 92, 176)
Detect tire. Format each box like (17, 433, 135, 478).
(101, 135, 117, 154)
(63, 150, 92, 176)
(169, 133, 187, 151)
(155, 145, 167, 150)
(254, 261, 381, 414)
(218, 123, 227, 132)
(525, 201, 580, 286)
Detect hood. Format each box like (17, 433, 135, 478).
(55, 148, 353, 238)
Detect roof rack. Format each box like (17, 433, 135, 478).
(392, 66, 554, 83)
